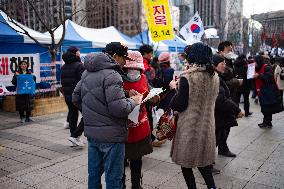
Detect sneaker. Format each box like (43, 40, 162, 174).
(25, 118, 34, 122)
(20, 118, 25, 123)
(68, 137, 84, 147)
(63, 121, 70, 129)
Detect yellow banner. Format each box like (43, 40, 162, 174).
(143, 0, 174, 42)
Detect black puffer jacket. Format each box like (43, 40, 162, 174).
(215, 74, 241, 129)
(234, 58, 251, 92)
(60, 51, 85, 96)
(12, 71, 36, 111)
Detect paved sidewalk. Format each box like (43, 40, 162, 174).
(0, 99, 284, 189)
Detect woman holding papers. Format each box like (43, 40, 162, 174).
(122, 50, 153, 189)
(11, 60, 36, 123)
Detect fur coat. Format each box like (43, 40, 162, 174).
(170, 66, 219, 168)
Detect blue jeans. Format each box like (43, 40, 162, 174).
(88, 139, 125, 189)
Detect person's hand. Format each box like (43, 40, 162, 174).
(129, 89, 139, 97)
(238, 79, 243, 86)
(15, 72, 19, 75)
(131, 93, 143, 105)
(237, 111, 245, 118)
(169, 80, 177, 90)
(253, 73, 259, 78)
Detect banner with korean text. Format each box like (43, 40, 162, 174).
(143, 0, 174, 42)
(0, 54, 40, 87)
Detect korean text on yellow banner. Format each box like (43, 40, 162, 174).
(143, 0, 174, 42)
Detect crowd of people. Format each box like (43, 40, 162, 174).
(10, 40, 284, 189)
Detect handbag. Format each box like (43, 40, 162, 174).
(155, 109, 178, 141)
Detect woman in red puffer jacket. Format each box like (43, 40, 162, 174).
(122, 50, 153, 189)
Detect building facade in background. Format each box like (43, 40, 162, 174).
(253, 10, 284, 48)
(85, 0, 146, 36)
(0, 0, 73, 32)
(72, 0, 87, 27)
(172, 0, 194, 29)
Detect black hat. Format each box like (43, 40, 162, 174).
(212, 54, 225, 66)
(67, 46, 80, 54)
(184, 43, 213, 65)
(103, 42, 134, 61)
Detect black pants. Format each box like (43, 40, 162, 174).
(263, 113, 272, 125)
(19, 110, 31, 119)
(64, 95, 84, 138)
(216, 126, 231, 153)
(181, 165, 216, 189)
(145, 102, 155, 141)
(234, 90, 250, 115)
(123, 158, 143, 189)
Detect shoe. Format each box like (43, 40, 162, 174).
(212, 167, 221, 175)
(68, 137, 84, 147)
(25, 118, 34, 122)
(258, 123, 270, 128)
(63, 121, 70, 129)
(245, 112, 253, 117)
(20, 118, 25, 123)
(218, 151, 237, 157)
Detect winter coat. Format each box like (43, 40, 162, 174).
(256, 64, 283, 114)
(274, 65, 284, 90)
(170, 66, 219, 168)
(234, 59, 252, 92)
(123, 74, 153, 160)
(72, 53, 136, 143)
(215, 74, 241, 130)
(11, 71, 35, 111)
(61, 51, 85, 96)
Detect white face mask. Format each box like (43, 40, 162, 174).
(127, 70, 141, 81)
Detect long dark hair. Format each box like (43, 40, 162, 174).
(18, 60, 30, 73)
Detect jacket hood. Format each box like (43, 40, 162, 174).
(84, 53, 121, 72)
(62, 51, 81, 64)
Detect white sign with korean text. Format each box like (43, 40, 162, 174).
(0, 54, 40, 87)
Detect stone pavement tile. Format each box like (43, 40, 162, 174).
(142, 157, 163, 171)
(20, 146, 44, 153)
(12, 153, 49, 165)
(70, 183, 87, 189)
(0, 155, 7, 162)
(212, 174, 249, 189)
(250, 171, 284, 188)
(11, 169, 57, 186)
(8, 135, 36, 143)
(1, 161, 31, 173)
(0, 158, 22, 170)
(0, 169, 10, 178)
(221, 158, 263, 181)
(69, 154, 88, 166)
(3, 141, 36, 151)
(33, 175, 80, 189)
(63, 165, 88, 183)
(238, 149, 271, 161)
(258, 161, 284, 177)
(0, 177, 29, 189)
(214, 155, 233, 169)
(25, 139, 56, 149)
(243, 181, 280, 189)
(140, 161, 181, 187)
(30, 149, 65, 160)
(43, 159, 83, 174)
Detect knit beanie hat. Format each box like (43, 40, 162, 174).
(184, 42, 213, 65)
(212, 54, 225, 67)
(124, 50, 144, 71)
(158, 52, 171, 64)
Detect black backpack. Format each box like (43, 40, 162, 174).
(280, 67, 284, 80)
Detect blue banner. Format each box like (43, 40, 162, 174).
(17, 74, 35, 95)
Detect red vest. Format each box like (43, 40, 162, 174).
(123, 74, 151, 143)
(255, 64, 267, 95)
